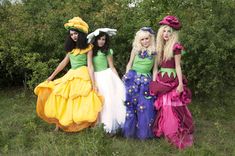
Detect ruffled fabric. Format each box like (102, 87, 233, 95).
(159, 16, 181, 30)
(149, 46, 193, 148)
(34, 66, 103, 132)
(64, 16, 89, 34)
(153, 89, 194, 149)
(150, 73, 193, 149)
(122, 70, 156, 139)
(150, 73, 191, 100)
(95, 68, 126, 133)
(173, 43, 185, 55)
(70, 44, 93, 55)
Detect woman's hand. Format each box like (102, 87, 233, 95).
(92, 85, 98, 92)
(176, 83, 184, 93)
(46, 54, 70, 82)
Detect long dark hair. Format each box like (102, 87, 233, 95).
(64, 29, 89, 52)
(93, 32, 110, 56)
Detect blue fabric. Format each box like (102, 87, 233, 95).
(122, 70, 157, 139)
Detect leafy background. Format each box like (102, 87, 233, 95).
(0, 0, 235, 155)
(1, 0, 234, 102)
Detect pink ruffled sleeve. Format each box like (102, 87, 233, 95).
(173, 43, 184, 55)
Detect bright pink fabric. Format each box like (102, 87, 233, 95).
(153, 89, 194, 149)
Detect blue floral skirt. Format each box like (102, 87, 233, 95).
(122, 70, 156, 139)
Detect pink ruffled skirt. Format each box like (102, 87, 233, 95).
(150, 74, 194, 149)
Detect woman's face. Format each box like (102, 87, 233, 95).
(97, 35, 106, 47)
(162, 26, 172, 41)
(70, 30, 78, 42)
(140, 34, 151, 48)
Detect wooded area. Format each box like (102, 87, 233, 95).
(0, 0, 234, 102)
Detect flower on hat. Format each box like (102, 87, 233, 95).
(159, 15, 181, 30)
(140, 27, 155, 34)
(87, 28, 117, 43)
(64, 17, 89, 34)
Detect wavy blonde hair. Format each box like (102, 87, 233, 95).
(132, 29, 156, 54)
(156, 25, 179, 64)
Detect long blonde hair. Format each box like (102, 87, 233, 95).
(156, 25, 179, 64)
(132, 29, 156, 54)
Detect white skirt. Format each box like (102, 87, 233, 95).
(95, 68, 126, 133)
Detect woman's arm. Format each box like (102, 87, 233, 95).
(107, 55, 119, 76)
(175, 54, 183, 93)
(47, 54, 70, 81)
(125, 50, 136, 73)
(152, 56, 158, 81)
(87, 50, 97, 91)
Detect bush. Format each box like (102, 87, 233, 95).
(0, 0, 234, 102)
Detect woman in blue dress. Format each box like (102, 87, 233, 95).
(122, 27, 157, 139)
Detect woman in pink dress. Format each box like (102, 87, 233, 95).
(150, 15, 194, 149)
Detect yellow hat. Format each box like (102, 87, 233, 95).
(64, 17, 89, 34)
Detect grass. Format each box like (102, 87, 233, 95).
(0, 87, 234, 156)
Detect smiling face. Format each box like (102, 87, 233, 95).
(162, 26, 173, 41)
(97, 35, 106, 48)
(140, 33, 151, 48)
(69, 30, 79, 42)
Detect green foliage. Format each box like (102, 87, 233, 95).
(178, 0, 235, 102)
(0, 0, 234, 101)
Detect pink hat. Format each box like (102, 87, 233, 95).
(159, 15, 181, 30)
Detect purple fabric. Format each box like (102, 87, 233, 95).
(122, 70, 156, 139)
(140, 27, 155, 35)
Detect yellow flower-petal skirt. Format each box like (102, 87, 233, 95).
(34, 66, 103, 132)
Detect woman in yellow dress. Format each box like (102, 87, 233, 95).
(34, 17, 103, 132)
